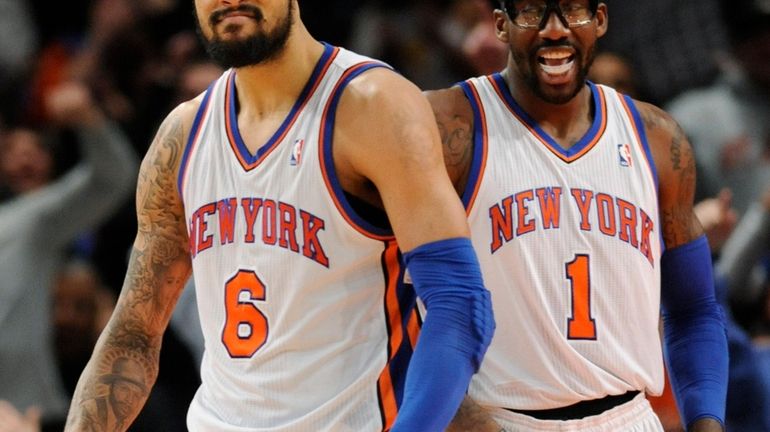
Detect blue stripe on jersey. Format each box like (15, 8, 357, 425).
(622, 94, 659, 191)
(621, 94, 662, 253)
(320, 62, 393, 238)
(458, 80, 487, 210)
(491, 73, 606, 159)
(227, 42, 336, 164)
(177, 82, 215, 199)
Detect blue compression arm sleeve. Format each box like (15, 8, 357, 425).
(390, 237, 495, 432)
(661, 235, 728, 428)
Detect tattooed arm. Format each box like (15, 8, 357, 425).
(641, 102, 703, 247)
(640, 102, 727, 432)
(64, 100, 198, 432)
(424, 87, 475, 196)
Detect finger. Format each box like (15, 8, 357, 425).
(24, 406, 41, 425)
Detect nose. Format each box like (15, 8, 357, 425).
(539, 10, 570, 39)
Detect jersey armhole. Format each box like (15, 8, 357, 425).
(178, 84, 215, 202)
(318, 62, 395, 240)
(457, 80, 488, 214)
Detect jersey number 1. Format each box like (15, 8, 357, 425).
(222, 270, 269, 358)
(565, 255, 597, 340)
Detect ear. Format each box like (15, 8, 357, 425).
(595, 3, 608, 38)
(494, 9, 509, 43)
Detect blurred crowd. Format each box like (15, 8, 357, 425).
(0, 0, 767, 431)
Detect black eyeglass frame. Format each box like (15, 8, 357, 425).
(501, 0, 598, 30)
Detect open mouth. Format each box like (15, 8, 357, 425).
(538, 49, 576, 76)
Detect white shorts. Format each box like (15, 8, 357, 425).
(488, 393, 665, 432)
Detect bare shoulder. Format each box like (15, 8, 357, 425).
(424, 86, 474, 194)
(135, 96, 203, 228)
(424, 86, 472, 121)
(334, 67, 441, 163)
(338, 67, 432, 129)
(140, 97, 201, 176)
(632, 100, 690, 172)
(633, 99, 701, 246)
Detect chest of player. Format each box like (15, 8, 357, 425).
(470, 135, 659, 266)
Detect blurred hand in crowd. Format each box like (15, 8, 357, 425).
(0, 401, 40, 432)
(44, 81, 103, 128)
(694, 188, 739, 253)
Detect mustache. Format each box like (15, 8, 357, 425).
(210, 4, 264, 26)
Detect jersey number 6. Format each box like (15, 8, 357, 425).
(222, 270, 269, 358)
(565, 254, 597, 340)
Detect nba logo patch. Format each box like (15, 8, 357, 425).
(618, 144, 633, 167)
(290, 139, 305, 166)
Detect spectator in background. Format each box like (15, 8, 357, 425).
(666, 0, 770, 213)
(0, 82, 136, 429)
(599, 0, 728, 105)
(349, 0, 503, 90)
(0, 0, 38, 123)
(588, 51, 640, 99)
(708, 187, 770, 430)
(52, 260, 115, 397)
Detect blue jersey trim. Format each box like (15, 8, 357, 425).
(177, 82, 215, 199)
(621, 94, 662, 252)
(457, 81, 487, 210)
(227, 42, 336, 166)
(622, 94, 659, 191)
(320, 62, 393, 238)
(491, 73, 605, 160)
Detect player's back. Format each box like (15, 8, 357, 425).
(179, 44, 418, 432)
(458, 75, 664, 410)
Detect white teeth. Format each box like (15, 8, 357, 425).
(541, 60, 573, 75)
(541, 52, 571, 60)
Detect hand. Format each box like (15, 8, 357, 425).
(693, 188, 737, 253)
(0, 401, 41, 432)
(447, 396, 505, 432)
(688, 417, 724, 432)
(761, 187, 770, 212)
(44, 81, 104, 128)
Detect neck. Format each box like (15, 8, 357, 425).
(232, 22, 325, 116)
(502, 67, 593, 138)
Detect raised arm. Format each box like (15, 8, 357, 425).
(64, 102, 196, 432)
(715, 189, 770, 304)
(334, 68, 495, 431)
(641, 102, 728, 432)
(23, 82, 137, 249)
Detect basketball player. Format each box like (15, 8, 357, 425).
(431, 1, 727, 431)
(64, 1, 495, 431)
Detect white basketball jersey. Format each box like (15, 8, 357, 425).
(459, 75, 664, 410)
(178, 44, 419, 431)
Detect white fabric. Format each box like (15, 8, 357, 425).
(181, 46, 401, 432)
(465, 77, 664, 411)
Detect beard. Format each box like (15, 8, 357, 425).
(514, 42, 596, 105)
(199, 1, 294, 69)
